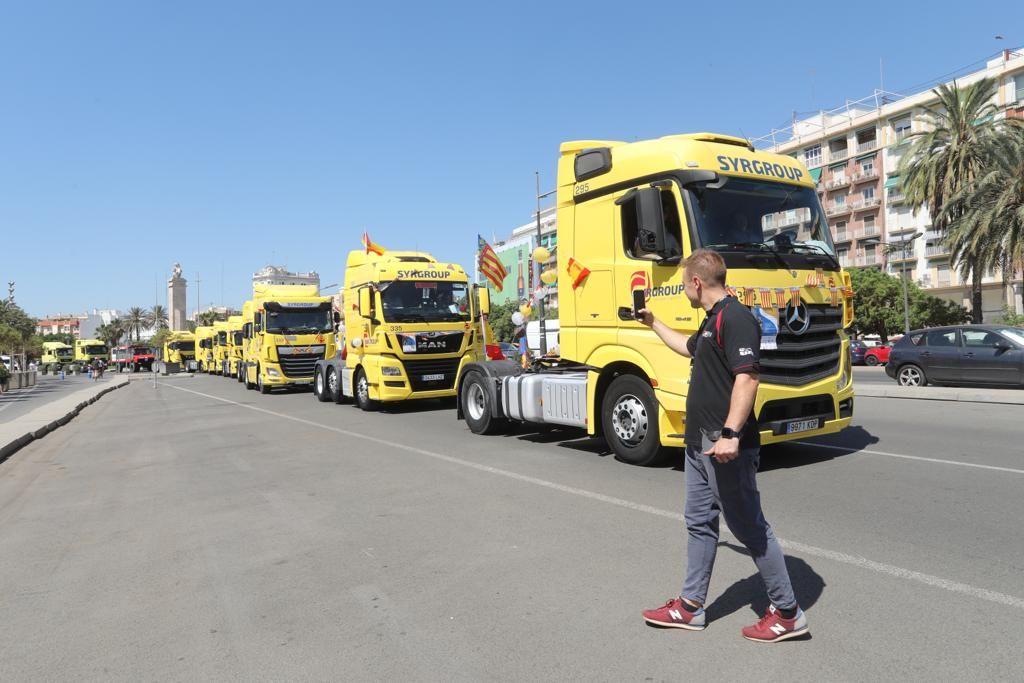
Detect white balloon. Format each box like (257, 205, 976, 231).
(511, 312, 525, 325)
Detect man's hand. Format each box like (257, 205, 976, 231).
(636, 308, 655, 327)
(705, 436, 740, 463)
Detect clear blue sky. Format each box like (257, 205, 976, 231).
(2, 0, 1020, 317)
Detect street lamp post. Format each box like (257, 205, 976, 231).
(885, 231, 924, 335)
(535, 172, 556, 356)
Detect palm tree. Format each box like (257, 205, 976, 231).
(125, 306, 149, 341)
(97, 318, 126, 348)
(899, 77, 999, 323)
(147, 305, 169, 331)
(943, 123, 1024, 296)
(195, 310, 222, 326)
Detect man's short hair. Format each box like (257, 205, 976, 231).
(683, 249, 727, 286)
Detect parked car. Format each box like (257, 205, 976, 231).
(863, 344, 891, 366)
(498, 342, 519, 358)
(849, 339, 868, 365)
(885, 325, 1024, 387)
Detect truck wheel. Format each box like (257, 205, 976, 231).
(328, 367, 347, 404)
(258, 369, 271, 394)
(245, 366, 256, 390)
(354, 368, 378, 411)
(601, 374, 672, 467)
(314, 368, 331, 402)
(461, 371, 508, 435)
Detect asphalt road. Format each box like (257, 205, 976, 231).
(1, 374, 1022, 681)
(0, 372, 119, 425)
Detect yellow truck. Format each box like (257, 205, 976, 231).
(241, 284, 335, 394)
(40, 341, 74, 370)
(74, 338, 109, 365)
(159, 331, 196, 373)
(313, 251, 491, 408)
(226, 314, 245, 380)
(194, 326, 216, 373)
(457, 133, 854, 466)
(212, 320, 230, 375)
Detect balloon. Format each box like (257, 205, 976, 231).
(532, 246, 551, 263)
(511, 312, 525, 326)
(519, 304, 532, 316)
(540, 269, 557, 285)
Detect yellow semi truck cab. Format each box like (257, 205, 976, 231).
(242, 284, 336, 394)
(457, 132, 854, 466)
(194, 326, 216, 373)
(212, 320, 230, 375)
(74, 339, 109, 364)
(41, 341, 74, 369)
(226, 315, 244, 379)
(318, 251, 486, 409)
(161, 331, 196, 372)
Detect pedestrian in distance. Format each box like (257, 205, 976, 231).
(637, 248, 808, 643)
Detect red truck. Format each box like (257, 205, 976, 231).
(112, 344, 156, 372)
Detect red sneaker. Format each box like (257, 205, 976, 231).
(741, 605, 809, 643)
(642, 598, 706, 630)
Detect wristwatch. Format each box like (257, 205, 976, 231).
(720, 427, 743, 439)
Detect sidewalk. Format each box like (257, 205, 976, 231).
(856, 384, 1024, 405)
(0, 379, 130, 464)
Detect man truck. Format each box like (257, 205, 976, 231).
(456, 133, 855, 466)
(40, 341, 74, 371)
(74, 339, 109, 365)
(194, 326, 216, 373)
(212, 320, 230, 376)
(226, 315, 245, 379)
(313, 251, 492, 409)
(241, 284, 336, 394)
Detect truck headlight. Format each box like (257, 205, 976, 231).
(266, 367, 281, 378)
(837, 345, 851, 390)
(381, 366, 402, 376)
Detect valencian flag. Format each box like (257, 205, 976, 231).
(477, 235, 508, 291)
(566, 257, 591, 289)
(362, 231, 385, 256)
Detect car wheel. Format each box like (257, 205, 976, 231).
(864, 355, 879, 366)
(354, 368, 378, 411)
(461, 371, 509, 435)
(897, 364, 926, 387)
(314, 368, 330, 402)
(601, 374, 674, 467)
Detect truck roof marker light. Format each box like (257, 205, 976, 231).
(650, 378, 659, 388)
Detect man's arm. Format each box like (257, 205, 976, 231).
(637, 309, 691, 358)
(706, 372, 759, 463)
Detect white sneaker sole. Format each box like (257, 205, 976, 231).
(742, 626, 809, 643)
(644, 617, 706, 631)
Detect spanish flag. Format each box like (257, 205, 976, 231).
(362, 231, 385, 256)
(566, 257, 591, 290)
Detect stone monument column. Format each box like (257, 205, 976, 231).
(168, 263, 187, 331)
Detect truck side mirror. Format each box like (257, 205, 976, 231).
(478, 287, 491, 316)
(636, 187, 667, 255)
(358, 288, 374, 319)
(254, 312, 262, 333)
(332, 311, 341, 324)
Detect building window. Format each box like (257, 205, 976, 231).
(856, 127, 877, 152)
(835, 220, 847, 239)
(837, 248, 849, 266)
(834, 194, 846, 208)
(1015, 73, 1024, 103)
(863, 215, 875, 234)
(860, 157, 874, 174)
(803, 144, 822, 168)
(862, 187, 875, 202)
(892, 116, 912, 142)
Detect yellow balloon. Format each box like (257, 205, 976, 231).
(540, 269, 558, 285)
(519, 304, 532, 316)
(532, 246, 551, 263)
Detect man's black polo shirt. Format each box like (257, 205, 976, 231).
(684, 295, 760, 449)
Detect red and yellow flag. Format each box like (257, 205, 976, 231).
(566, 257, 591, 290)
(362, 231, 385, 256)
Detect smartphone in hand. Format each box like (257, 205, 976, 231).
(632, 289, 646, 318)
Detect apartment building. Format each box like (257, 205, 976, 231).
(35, 316, 83, 338)
(755, 48, 1024, 320)
(487, 206, 558, 309)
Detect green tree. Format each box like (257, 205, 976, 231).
(848, 267, 968, 341)
(149, 328, 173, 350)
(899, 77, 999, 323)
(0, 323, 24, 355)
(0, 300, 37, 341)
(195, 310, 223, 326)
(41, 332, 76, 345)
(485, 299, 538, 342)
(996, 307, 1024, 328)
(96, 318, 126, 347)
(124, 306, 149, 341)
(147, 305, 169, 331)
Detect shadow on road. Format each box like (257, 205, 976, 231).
(758, 425, 879, 471)
(703, 542, 825, 629)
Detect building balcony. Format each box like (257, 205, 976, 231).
(834, 231, 852, 244)
(887, 190, 907, 205)
(924, 230, 943, 241)
(854, 255, 882, 267)
(829, 148, 849, 162)
(825, 176, 851, 190)
(852, 169, 879, 183)
(889, 253, 916, 264)
(826, 204, 852, 217)
(888, 225, 918, 237)
(852, 197, 881, 211)
(860, 226, 881, 239)
(856, 140, 878, 154)
(926, 244, 951, 258)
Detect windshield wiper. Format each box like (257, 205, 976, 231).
(705, 242, 790, 270)
(789, 243, 841, 271)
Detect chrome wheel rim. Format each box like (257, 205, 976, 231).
(611, 394, 648, 445)
(315, 372, 324, 395)
(357, 374, 369, 404)
(467, 382, 486, 421)
(899, 367, 921, 386)
(328, 370, 339, 396)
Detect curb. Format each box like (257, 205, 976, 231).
(0, 381, 130, 466)
(856, 386, 1024, 405)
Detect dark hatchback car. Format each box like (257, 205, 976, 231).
(850, 339, 868, 365)
(885, 325, 1024, 387)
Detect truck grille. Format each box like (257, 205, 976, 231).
(275, 346, 325, 379)
(759, 305, 842, 386)
(402, 358, 461, 392)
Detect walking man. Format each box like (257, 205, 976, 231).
(638, 249, 808, 643)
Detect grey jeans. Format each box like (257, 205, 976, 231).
(681, 444, 797, 610)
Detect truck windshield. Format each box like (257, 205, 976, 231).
(131, 347, 152, 355)
(687, 177, 837, 262)
(379, 281, 471, 323)
(84, 345, 107, 355)
(264, 309, 332, 334)
(56, 349, 73, 358)
(233, 332, 243, 345)
(172, 341, 195, 352)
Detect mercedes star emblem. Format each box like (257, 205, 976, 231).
(784, 301, 812, 336)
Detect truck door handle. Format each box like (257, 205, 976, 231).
(618, 307, 636, 321)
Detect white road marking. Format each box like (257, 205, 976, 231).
(166, 383, 1024, 612)
(793, 441, 1024, 476)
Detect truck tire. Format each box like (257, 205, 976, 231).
(245, 365, 256, 390)
(601, 374, 672, 467)
(257, 368, 271, 394)
(354, 368, 378, 411)
(461, 371, 509, 435)
(327, 367, 347, 404)
(314, 368, 331, 402)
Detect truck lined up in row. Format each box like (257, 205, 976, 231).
(74, 339, 109, 365)
(112, 344, 155, 372)
(177, 131, 855, 467)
